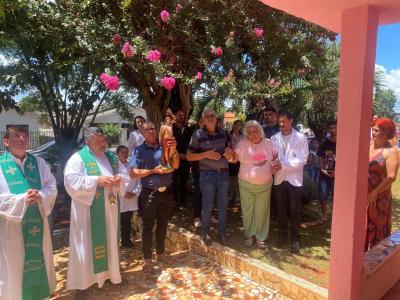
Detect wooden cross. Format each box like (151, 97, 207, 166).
(29, 226, 40, 237)
(5, 166, 16, 176)
(26, 161, 35, 172)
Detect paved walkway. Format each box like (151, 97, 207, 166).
(50, 236, 279, 300)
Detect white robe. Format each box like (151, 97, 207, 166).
(0, 154, 57, 300)
(120, 162, 141, 213)
(64, 152, 127, 290)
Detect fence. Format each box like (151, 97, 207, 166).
(0, 130, 55, 151)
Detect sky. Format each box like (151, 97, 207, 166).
(375, 24, 400, 112)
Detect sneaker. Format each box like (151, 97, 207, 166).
(202, 233, 212, 246)
(211, 216, 218, 223)
(291, 240, 300, 253)
(217, 234, 227, 246)
(244, 237, 254, 247)
(256, 239, 266, 249)
(157, 253, 174, 265)
(194, 218, 202, 228)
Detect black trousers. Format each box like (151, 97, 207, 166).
(172, 159, 190, 206)
(191, 166, 202, 219)
(140, 187, 174, 259)
(274, 181, 302, 241)
(120, 211, 133, 245)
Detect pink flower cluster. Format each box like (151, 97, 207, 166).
(121, 41, 135, 58)
(113, 34, 121, 44)
(195, 71, 202, 80)
(146, 50, 161, 63)
(175, 3, 182, 12)
(160, 76, 176, 90)
(254, 27, 264, 38)
(211, 46, 223, 56)
(160, 10, 170, 22)
(268, 78, 280, 88)
(100, 73, 120, 91)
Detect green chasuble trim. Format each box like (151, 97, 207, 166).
(0, 152, 50, 300)
(78, 146, 119, 274)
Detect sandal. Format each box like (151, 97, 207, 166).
(244, 237, 254, 247)
(256, 239, 266, 249)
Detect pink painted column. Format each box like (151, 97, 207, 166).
(328, 5, 378, 300)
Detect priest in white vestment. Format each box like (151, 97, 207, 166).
(0, 126, 57, 300)
(64, 127, 127, 292)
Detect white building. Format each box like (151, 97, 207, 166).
(0, 109, 42, 131)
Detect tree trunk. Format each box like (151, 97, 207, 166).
(143, 95, 164, 133)
(178, 81, 192, 122)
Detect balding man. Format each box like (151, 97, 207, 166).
(130, 121, 179, 270)
(64, 127, 128, 295)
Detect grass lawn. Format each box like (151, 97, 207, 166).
(170, 176, 400, 288)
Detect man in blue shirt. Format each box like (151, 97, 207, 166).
(187, 109, 234, 246)
(130, 121, 180, 269)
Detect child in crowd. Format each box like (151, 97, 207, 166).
(116, 145, 142, 248)
(307, 138, 320, 185)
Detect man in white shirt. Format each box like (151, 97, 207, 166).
(0, 126, 57, 300)
(271, 111, 309, 253)
(64, 127, 127, 295)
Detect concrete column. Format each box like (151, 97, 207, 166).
(328, 5, 378, 300)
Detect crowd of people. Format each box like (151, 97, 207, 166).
(0, 106, 398, 299)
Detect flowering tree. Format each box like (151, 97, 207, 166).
(77, 0, 334, 127)
(0, 0, 134, 167)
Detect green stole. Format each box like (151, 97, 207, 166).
(78, 146, 119, 274)
(0, 152, 50, 300)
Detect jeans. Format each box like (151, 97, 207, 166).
(199, 170, 229, 236)
(307, 166, 320, 185)
(140, 187, 174, 259)
(173, 160, 190, 206)
(319, 176, 334, 202)
(120, 211, 133, 245)
(192, 166, 202, 219)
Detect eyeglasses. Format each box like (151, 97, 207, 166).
(145, 127, 156, 131)
(204, 114, 216, 119)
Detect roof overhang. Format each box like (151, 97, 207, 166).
(259, 0, 400, 33)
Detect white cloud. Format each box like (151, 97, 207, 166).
(375, 64, 400, 111)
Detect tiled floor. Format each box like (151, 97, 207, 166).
(51, 245, 279, 299)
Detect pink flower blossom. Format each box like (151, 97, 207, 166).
(100, 73, 120, 91)
(100, 73, 109, 84)
(160, 76, 176, 90)
(254, 27, 264, 38)
(175, 3, 182, 12)
(211, 46, 223, 57)
(121, 41, 135, 58)
(195, 71, 202, 80)
(146, 50, 162, 63)
(113, 34, 121, 44)
(160, 10, 170, 22)
(267, 78, 281, 87)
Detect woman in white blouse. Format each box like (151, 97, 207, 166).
(127, 116, 145, 155)
(233, 120, 275, 249)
